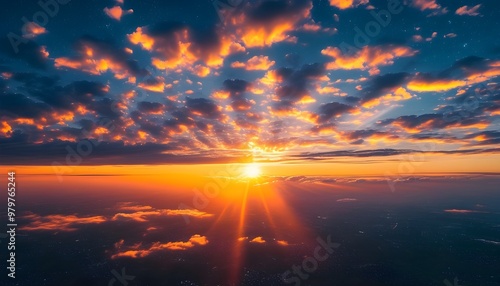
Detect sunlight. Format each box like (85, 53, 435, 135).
(242, 163, 261, 178)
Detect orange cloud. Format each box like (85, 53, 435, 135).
(317, 86, 341, 95)
(0, 121, 12, 135)
(276, 240, 290, 246)
(329, 0, 369, 9)
(22, 22, 47, 38)
(322, 45, 417, 75)
(411, 0, 441, 11)
(250, 236, 266, 243)
(407, 61, 500, 92)
(104, 6, 133, 21)
(362, 87, 412, 108)
(192, 64, 211, 77)
(455, 4, 481, 16)
(20, 213, 106, 231)
(54, 37, 144, 80)
(129, 24, 244, 71)
(224, 1, 312, 48)
(137, 76, 171, 93)
(112, 204, 214, 222)
(111, 235, 209, 259)
(407, 78, 466, 92)
(231, 55, 275, 70)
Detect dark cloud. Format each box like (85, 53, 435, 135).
(0, 37, 48, 69)
(360, 72, 410, 104)
(315, 102, 354, 124)
(274, 63, 326, 111)
(0, 92, 51, 119)
(137, 101, 165, 114)
(186, 97, 222, 120)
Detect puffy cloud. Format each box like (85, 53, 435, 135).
(223, 0, 313, 48)
(137, 101, 165, 114)
(407, 57, 500, 92)
(272, 63, 327, 111)
(231, 55, 275, 70)
(315, 102, 355, 124)
(362, 87, 412, 108)
(128, 21, 244, 71)
(22, 22, 47, 38)
(321, 45, 417, 75)
(455, 4, 481, 16)
(104, 6, 133, 21)
(0, 37, 48, 69)
(329, 0, 369, 10)
(186, 97, 224, 120)
(54, 36, 146, 80)
(358, 72, 410, 107)
(137, 76, 171, 93)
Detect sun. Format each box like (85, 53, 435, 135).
(242, 163, 261, 178)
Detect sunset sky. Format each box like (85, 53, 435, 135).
(0, 0, 499, 176)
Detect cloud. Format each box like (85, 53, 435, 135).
(410, 0, 447, 15)
(406, 57, 500, 92)
(112, 204, 214, 222)
(54, 36, 146, 80)
(22, 22, 47, 38)
(337, 198, 358, 202)
(250, 236, 266, 243)
(137, 101, 165, 114)
(0, 37, 48, 69)
(464, 131, 500, 146)
(455, 4, 481, 16)
(271, 63, 327, 112)
(329, 0, 369, 10)
(137, 76, 170, 93)
(20, 212, 106, 231)
(359, 72, 411, 107)
(379, 113, 490, 132)
(223, 0, 313, 48)
(186, 97, 224, 120)
(128, 21, 244, 71)
(322, 45, 417, 75)
(111, 234, 209, 258)
(104, 6, 133, 21)
(444, 209, 485, 214)
(315, 102, 355, 124)
(231, 55, 275, 70)
(276, 240, 290, 246)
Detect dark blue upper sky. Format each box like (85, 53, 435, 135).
(0, 0, 499, 165)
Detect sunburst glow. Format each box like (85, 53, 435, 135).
(242, 163, 261, 178)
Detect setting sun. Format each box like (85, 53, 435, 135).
(242, 163, 262, 178)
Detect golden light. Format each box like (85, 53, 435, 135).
(242, 163, 261, 178)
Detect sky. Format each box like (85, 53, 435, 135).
(0, 0, 499, 175)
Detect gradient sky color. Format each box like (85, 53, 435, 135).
(0, 0, 499, 175)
